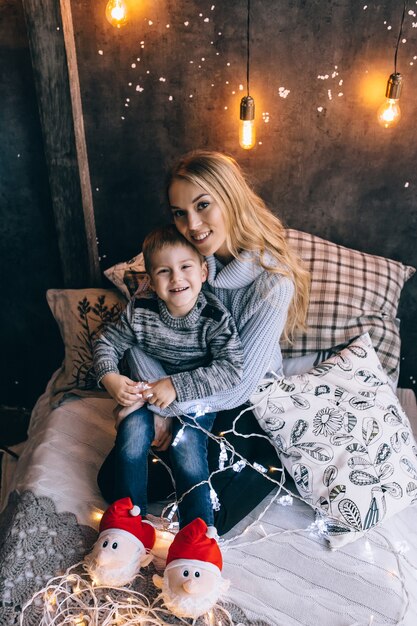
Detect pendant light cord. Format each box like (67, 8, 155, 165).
(394, 0, 407, 74)
(246, 0, 251, 96)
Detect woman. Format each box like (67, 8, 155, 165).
(99, 150, 310, 534)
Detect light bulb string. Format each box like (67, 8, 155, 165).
(394, 0, 407, 75)
(156, 401, 370, 535)
(246, 0, 251, 96)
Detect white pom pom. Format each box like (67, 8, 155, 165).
(206, 526, 218, 540)
(130, 505, 141, 516)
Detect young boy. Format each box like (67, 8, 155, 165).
(93, 225, 243, 529)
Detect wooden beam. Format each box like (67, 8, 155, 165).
(22, 0, 101, 287)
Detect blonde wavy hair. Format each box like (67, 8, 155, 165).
(167, 150, 310, 342)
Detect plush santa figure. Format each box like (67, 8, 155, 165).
(153, 518, 230, 618)
(84, 497, 155, 587)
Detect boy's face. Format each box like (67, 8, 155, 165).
(149, 244, 208, 317)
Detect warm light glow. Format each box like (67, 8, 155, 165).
(239, 119, 256, 150)
(45, 590, 56, 609)
(377, 98, 401, 128)
(91, 510, 103, 523)
(359, 72, 387, 107)
(105, 0, 128, 28)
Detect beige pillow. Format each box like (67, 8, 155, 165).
(47, 288, 126, 402)
(104, 252, 150, 300)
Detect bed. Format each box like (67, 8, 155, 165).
(1, 229, 417, 626)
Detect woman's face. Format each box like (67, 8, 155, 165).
(169, 178, 232, 262)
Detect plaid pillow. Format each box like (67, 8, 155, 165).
(281, 229, 415, 382)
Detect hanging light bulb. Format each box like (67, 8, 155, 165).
(377, 73, 402, 128)
(105, 0, 128, 29)
(238, 0, 256, 150)
(239, 96, 256, 149)
(377, 1, 406, 129)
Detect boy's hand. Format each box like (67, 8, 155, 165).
(101, 372, 143, 406)
(152, 415, 173, 450)
(146, 377, 177, 409)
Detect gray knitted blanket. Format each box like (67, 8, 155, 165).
(0, 491, 268, 626)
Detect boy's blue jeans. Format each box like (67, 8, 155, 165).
(113, 406, 216, 528)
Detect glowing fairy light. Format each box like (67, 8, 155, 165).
(253, 462, 268, 474)
(206, 609, 215, 625)
(172, 426, 185, 447)
(210, 488, 221, 511)
(307, 517, 328, 537)
(218, 441, 228, 470)
(91, 510, 104, 524)
(279, 494, 293, 506)
(232, 459, 246, 472)
(193, 404, 212, 417)
(167, 503, 178, 522)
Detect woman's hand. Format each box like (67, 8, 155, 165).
(101, 372, 143, 406)
(152, 415, 173, 450)
(146, 377, 177, 409)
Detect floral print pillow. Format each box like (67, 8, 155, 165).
(251, 333, 417, 548)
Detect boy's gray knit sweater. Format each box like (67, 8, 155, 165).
(93, 291, 243, 402)
(127, 251, 295, 416)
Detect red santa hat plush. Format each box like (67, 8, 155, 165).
(153, 518, 230, 619)
(99, 497, 155, 550)
(165, 517, 222, 575)
(84, 497, 155, 587)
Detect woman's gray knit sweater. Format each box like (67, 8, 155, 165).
(127, 251, 294, 416)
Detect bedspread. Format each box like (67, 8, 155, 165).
(1, 376, 417, 626)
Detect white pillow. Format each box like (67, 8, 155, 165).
(251, 333, 417, 549)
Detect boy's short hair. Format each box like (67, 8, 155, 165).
(142, 224, 204, 273)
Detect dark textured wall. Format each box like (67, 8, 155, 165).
(0, 0, 63, 409)
(1, 0, 416, 407)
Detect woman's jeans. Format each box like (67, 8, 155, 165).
(98, 407, 216, 528)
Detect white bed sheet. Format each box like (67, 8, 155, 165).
(2, 377, 417, 626)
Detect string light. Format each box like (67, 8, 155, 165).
(210, 487, 221, 511)
(21, 563, 235, 625)
(166, 503, 178, 522)
(171, 425, 185, 447)
(239, 0, 256, 149)
(91, 510, 104, 523)
(377, 1, 407, 128)
(253, 461, 268, 474)
(105, 0, 128, 29)
(218, 441, 228, 470)
(232, 459, 246, 472)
